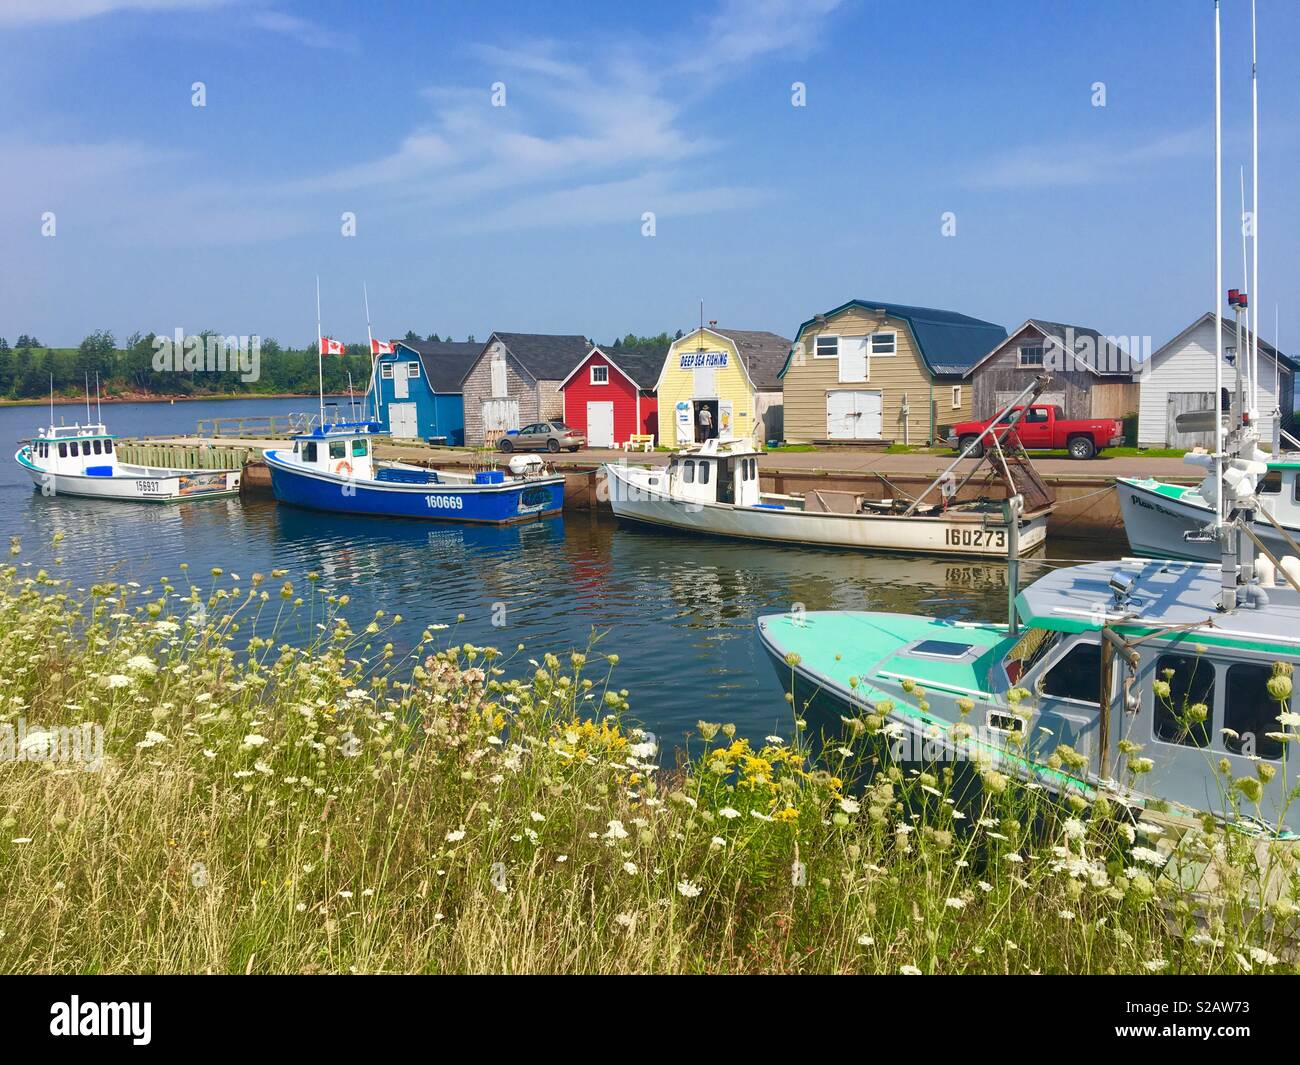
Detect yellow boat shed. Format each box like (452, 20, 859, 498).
(654, 327, 790, 446)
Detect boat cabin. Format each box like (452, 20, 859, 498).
(288, 423, 379, 480)
(1254, 462, 1300, 525)
(29, 424, 121, 477)
(664, 439, 763, 507)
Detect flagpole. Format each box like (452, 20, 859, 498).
(316, 276, 325, 427)
(364, 282, 381, 423)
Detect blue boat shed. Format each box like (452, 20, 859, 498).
(369, 340, 483, 445)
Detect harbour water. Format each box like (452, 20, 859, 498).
(1, 397, 1106, 749)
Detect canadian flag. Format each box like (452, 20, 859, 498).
(371, 338, 395, 356)
(319, 337, 346, 356)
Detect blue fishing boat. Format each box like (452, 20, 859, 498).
(263, 422, 565, 524)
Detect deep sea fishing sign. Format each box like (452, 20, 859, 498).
(678, 351, 728, 369)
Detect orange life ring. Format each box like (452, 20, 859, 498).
(334, 460, 353, 477)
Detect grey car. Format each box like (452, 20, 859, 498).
(498, 420, 586, 453)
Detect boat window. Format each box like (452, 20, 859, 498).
(698, 460, 710, 484)
(1003, 627, 1060, 684)
(1039, 640, 1101, 704)
(351, 439, 369, 457)
(911, 640, 973, 660)
(303, 442, 318, 463)
(329, 440, 347, 460)
(70, 441, 80, 456)
(683, 460, 695, 484)
(1259, 470, 1282, 494)
(1223, 663, 1283, 759)
(1153, 653, 1213, 748)
(92, 440, 102, 455)
(59, 443, 67, 458)
(104, 439, 113, 453)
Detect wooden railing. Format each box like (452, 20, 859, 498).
(194, 413, 316, 439)
(117, 443, 256, 470)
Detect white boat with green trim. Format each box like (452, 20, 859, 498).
(760, 555, 1300, 835)
(1119, 457, 1300, 562)
(16, 421, 241, 503)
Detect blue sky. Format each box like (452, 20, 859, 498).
(2, 0, 1297, 352)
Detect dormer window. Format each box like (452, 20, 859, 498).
(407, 361, 420, 378)
(380, 363, 395, 379)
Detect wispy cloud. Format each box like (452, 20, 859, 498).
(965, 128, 1207, 190)
(247, 10, 356, 51)
(0, 0, 225, 26)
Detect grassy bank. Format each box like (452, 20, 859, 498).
(0, 544, 1295, 974)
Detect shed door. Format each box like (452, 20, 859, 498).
(995, 390, 1066, 415)
(827, 390, 882, 439)
(587, 401, 615, 448)
(394, 366, 409, 399)
(482, 397, 519, 434)
(839, 336, 869, 383)
(1166, 391, 1216, 449)
(389, 402, 418, 438)
(490, 357, 508, 397)
(693, 365, 716, 398)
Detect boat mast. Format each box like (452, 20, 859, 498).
(363, 282, 380, 423)
(84, 371, 91, 426)
(95, 372, 102, 425)
(316, 276, 325, 428)
(1213, 1, 1226, 563)
(1250, 0, 1260, 419)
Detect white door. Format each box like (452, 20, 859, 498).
(388, 402, 418, 438)
(587, 401, 615, 447)
(839, 336, 868, 383)
(482, 397, 519, 434)
(394, 367, 409, 399)
(490, 358, 508, 397)
(827, 390, 882, 439)
(693, 365, 716, 399)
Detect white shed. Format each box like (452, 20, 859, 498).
(1137, 311, 1296, 449)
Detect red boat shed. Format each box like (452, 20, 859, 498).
(560, 347, 664, 448)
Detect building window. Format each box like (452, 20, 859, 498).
(591, 365, 609, 385)
(1224, 663, 1283, 759)
(1153, 653, 1213, 748)
(1018, 345, 1046, 368)
(951, 386, 962, 409)
(814, 336, 839, 359)
(407, 361, 421, 378)
(870, 332, 896, 356)
(380, 362, 395, 379)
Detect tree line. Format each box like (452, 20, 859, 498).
(0, 330, 684, 400)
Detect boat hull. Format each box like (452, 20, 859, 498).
(16, 449, 240, 502)
(1116, 477, 1299, 561)
(265, 451, 564, 524)
(604, 464, 1047, 557)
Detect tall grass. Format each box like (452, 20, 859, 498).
(0, 538, 1295, 973)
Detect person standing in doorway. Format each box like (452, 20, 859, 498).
(697, 404, 714, 441)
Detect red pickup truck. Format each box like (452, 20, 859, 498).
(946, 405, 1124, 460)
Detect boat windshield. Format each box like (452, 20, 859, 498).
(1003, 627, 1061, 684)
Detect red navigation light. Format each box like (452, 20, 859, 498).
(1239, 292, 1249, 308)
(1228, 288, 1240, 304)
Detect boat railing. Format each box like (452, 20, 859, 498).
(195, 413, 316, 439)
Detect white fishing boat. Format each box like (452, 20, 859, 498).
(604, 377, 1056, 559)
(16, 421, 241, 502)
